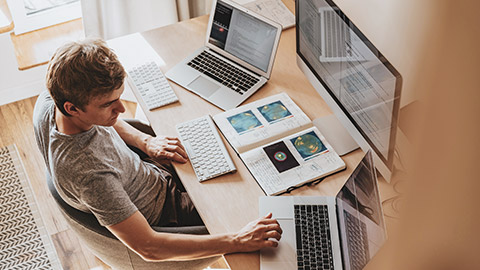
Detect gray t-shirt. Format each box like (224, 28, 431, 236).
(33, 91, 167, 226)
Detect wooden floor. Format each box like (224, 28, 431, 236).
(0, 96, 228, 269)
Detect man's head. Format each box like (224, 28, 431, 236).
(46, 39, 126, 117)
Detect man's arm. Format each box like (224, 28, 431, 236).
(107, 211, 282, 262)
(113, 119, 187, 163)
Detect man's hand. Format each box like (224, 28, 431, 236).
(232, 213, 283, 253)
(145, 136, 188, 163)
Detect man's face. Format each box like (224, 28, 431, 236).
(78, 84, 126, 127)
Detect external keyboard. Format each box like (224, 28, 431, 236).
(128, 61, 179, 110)
(176, 115, 236, 182)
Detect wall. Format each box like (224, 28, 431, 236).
(0, 32, 47, 106)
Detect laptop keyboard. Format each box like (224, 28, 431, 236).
(187, 50, 260, 95)
(294, 204, 334, 270)
(344, 211, 369, 270)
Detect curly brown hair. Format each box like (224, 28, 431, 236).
(46, 39, 126, 116)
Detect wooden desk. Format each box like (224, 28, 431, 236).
(133, 2, 398, 269)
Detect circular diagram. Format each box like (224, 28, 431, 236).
(274, 151, 287, 161)
(259, 101, 291, 122)
(293, 133, 325, 158)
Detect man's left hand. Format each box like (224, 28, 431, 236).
(145, 136, 188, 163)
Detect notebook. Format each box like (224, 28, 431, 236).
(212, 93, 345, 196)
(259, 151, 387, 270)
(165, 0, 282, 110)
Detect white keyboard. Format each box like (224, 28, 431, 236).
(176, 115, 236, 182)
(128, 61, 179, 110)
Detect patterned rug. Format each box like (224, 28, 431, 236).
(0, 145, 61, 270)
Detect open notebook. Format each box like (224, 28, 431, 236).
(213, 93, 345, 195)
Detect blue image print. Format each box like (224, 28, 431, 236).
(290, 131, 327, 159)
(258, 101, 292, 123)
(227, 110, 263, 134)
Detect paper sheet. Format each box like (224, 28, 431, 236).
(244, 0, 295, 30)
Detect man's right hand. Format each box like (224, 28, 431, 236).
(231, 213, 283, 253)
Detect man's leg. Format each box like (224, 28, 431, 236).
(147, 160, 204, 227)
(123, 119, 203, 227)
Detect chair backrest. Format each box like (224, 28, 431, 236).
(46, 174, 217, 269)
(46, 173, 116, 238)
(46, 173, 209, 235)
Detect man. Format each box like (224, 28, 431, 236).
(33, 39, 281, 261)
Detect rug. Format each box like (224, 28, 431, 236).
(0, 145, 61, 270)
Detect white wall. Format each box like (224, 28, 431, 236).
(0, 32, 47, 106)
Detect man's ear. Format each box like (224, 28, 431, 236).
(63, 101, 80, 116)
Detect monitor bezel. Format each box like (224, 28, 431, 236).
(295, 0, 402, 179)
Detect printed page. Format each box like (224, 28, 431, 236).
(213, 93, 313, 153)
(244, 0, 295, 30)
(240, 126, 346, 195)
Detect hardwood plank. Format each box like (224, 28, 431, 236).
(51, 229, 106, 270)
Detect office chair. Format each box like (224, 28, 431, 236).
(45, 120, 220, 269)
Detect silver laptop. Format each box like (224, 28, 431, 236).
(259, 151, 386, 270)
(165, 0, 282, 110)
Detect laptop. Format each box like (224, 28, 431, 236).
(259, 150, 386, 270)
(165, 0, 282, 111)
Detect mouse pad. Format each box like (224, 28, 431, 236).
(263, 141, 300, 173)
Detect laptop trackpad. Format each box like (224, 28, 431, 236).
(260, 219, 297, 269)
(187, 76, 220, 97)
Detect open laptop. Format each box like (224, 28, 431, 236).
(259, 150, 386, 270)
(165, 0, 282, 110)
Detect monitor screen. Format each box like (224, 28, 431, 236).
(209, 0, 278, 73)
(336, 151, 386, 268)
(296, 0, 402, 177)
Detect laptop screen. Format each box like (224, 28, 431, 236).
(336, 151, 386, 268)
(208, 0, 279, 73)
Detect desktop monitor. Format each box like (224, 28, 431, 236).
(296, 0, 402, 182)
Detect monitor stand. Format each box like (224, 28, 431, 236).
(313, 114, 359, 156)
